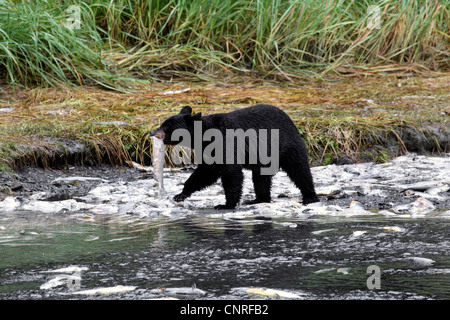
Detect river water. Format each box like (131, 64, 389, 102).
(0, 154, 449, 299)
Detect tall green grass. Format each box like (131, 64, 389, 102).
(93, 0, 449, 78)
(0, 0, 449, 87)
(0, 0, 118, 88)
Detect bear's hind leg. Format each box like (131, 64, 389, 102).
(243, 168, 272, 205)
(281, 148, 319, 205)
(215, 165, 243, 210)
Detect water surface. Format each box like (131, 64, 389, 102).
(0, 212, 448, 299)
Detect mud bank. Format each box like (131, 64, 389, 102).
(1, 154, 449, 218)
(2, 122, 449, 171)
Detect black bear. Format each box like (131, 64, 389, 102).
(150, 104, 319, 209)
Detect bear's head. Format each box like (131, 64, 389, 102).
(150, 106, 202, 145)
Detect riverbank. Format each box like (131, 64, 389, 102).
(1, 74, 449, 172)
(1, 153, 449, 217)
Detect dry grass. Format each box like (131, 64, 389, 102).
(0, 73, 449, 170)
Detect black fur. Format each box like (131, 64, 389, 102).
(151, 104, 319, 209)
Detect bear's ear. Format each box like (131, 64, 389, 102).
(183, 112, 202, 124)
(179, 106, 192, 115)
(192, 112, 202, 120)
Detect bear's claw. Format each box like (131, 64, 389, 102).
(214, 204, 236, 210)
(242, 198, 271, 205)
(174, 193, 188, 202)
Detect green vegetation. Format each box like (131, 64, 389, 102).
(0, 1, 112, 88)
(0, 0, 449, 170)
(0, 0, 448, 88)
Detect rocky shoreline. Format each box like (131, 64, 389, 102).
(1, 153, 449, 219)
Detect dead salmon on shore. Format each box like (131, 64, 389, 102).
(152, 136, 166, 196)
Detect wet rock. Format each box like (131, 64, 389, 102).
(2, 154, 449, 219)
(89, 204, 119, 215)
(421, 125, 450, 152)
(51, 176, 109, 184)
(299, 203, 344, 216)
(0, 197, 21, 211)
(21, 199, 92, 213)
(348, 200, 373, 216)
(405, 257, 435, 269)
(399, 126, 449, 154)
(426, 185, 450, 195)
(400, 181, 448, 193)
(330, 156, 355, 165)
(410, 198, 436, 216)
(392, 197, 436, 216)
(344, 166, 360, 175)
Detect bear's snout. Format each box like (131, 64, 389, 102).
(150, 128, 165, 140)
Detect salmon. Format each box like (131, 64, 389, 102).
(152, 136, 166, 196)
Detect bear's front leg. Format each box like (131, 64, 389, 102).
(174, 164, 220, 203)
(173, 193, 189, 202)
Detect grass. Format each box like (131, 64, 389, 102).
(0, 74, 448, 171)
(97, 0, 450, 79)
(0, 0, 449, 170)
(0, 1, 119, 89)
(0, 0, 449, 88)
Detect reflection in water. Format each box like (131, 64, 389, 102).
(0, 212, 448, 299)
